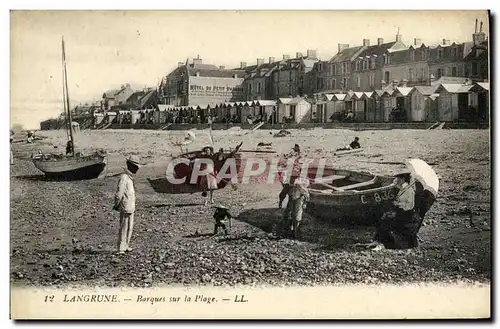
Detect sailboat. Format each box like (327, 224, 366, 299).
(32, 36, 107, 180)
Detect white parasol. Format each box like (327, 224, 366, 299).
(406, 158, 439, 198)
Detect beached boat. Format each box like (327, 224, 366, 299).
(304, 167, 399, 226)
(148, 142, 243, 194)
(32, 37, 107, 180)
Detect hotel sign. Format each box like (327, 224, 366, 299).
(189, 76, 245, 105)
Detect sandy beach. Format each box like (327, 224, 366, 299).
(10, 127, 490, 287)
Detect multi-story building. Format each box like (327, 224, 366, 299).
(159, 56, 246, 106)
(350, 34, 407, 91)
(102, 84, 135, 110)
(241, 57, 279, 100)
(382, 39, 430, 87)
(270, 50, 319, 98)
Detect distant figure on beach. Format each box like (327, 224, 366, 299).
(66, 140, 74, 155)
(27, 131, 34, 144)
(114, 155, 141, 255)
(336, 137, 361, 152)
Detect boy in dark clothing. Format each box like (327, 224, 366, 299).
(213, 205, 232, 235)
(349, 137, 361, 149)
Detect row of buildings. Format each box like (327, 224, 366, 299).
(156, 19, 489, 123)
(104, 79, 488, 127)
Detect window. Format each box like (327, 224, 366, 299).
(437, 68, 442, 78)
(332, 64, 336, 75)
(437, 49, 443, 59)
(409, 68, 414, 81)
(363, 60, 368, 70)
(369, 74, 375, 87)
(257, 82, 261, 93)
(316, 77, 323, 90)
(289, 71, 293, 81)
(384, 54, 388, 65)
(370, 58, 376, 69)
(465, 63, 470, 76)
(384, 71, 390, 83)
(451, 67, 457, 77)
(356, 61, 360, 72)
(357, 76, 361, 88)
(452, 48, 457, 57)
(476, 62, 481, 76)
(342, 77, 347, 89)
(409, 50, 415, 61)
(318, 63, 323, 71)
(420, 68, 426, 81)
(331, 79, 336, 89)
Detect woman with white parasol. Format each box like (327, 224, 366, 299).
(367, 159, 439, 251)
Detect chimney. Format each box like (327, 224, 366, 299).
(240, 61, 247, 69)
(269, 57, 275, 64)
(475, 18, 478, 33)
(396, 33, 403, 42)
(257, 58, 265, 66)
(193, 55, 202, 66)
(283, 54, 290, 60)
(377, 38, 384, 46)
(296, 52, 303, 58)
(442, 39, 451, 45)
(480, 21, 483, 33)
(363, 39, 370, 47)
(337, 44, 349, 53)
(125, 83, 130, 88)
(306, 49, 317, 58)
(414, 38, 422, 45)
(219, 65, 225, 70)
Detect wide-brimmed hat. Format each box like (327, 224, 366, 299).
(126, 155, 141, 167)
(213, 204, 228, 209)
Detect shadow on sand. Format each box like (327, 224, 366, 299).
(14, 174, 104, 182)
(147, 178, 208, 195)
(38, 248, 115, 256)
(236, 207, 376, 251)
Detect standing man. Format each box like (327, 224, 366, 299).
(114, 155, 141, 254)
(282, 177, 310, 239)
(278, 144, 302, 208)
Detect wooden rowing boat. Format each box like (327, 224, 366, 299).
(304, 167, 399, 226)
(333, 148, 363, 156)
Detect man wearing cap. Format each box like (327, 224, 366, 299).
(367, 171, 417, 251)
(114, 155, 141, 254)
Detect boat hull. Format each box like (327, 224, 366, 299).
(305, 168, 399, 226)
(32, 153, 107, 180)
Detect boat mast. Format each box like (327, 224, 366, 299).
(62, 36, 75, 156)
(62, 46, 69, 142)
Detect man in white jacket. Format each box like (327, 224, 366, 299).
(114, 155, 141, 254)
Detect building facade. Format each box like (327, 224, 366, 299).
(159, 56, 246, 107)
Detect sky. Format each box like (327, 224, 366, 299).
(10, 10, 489, 130)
